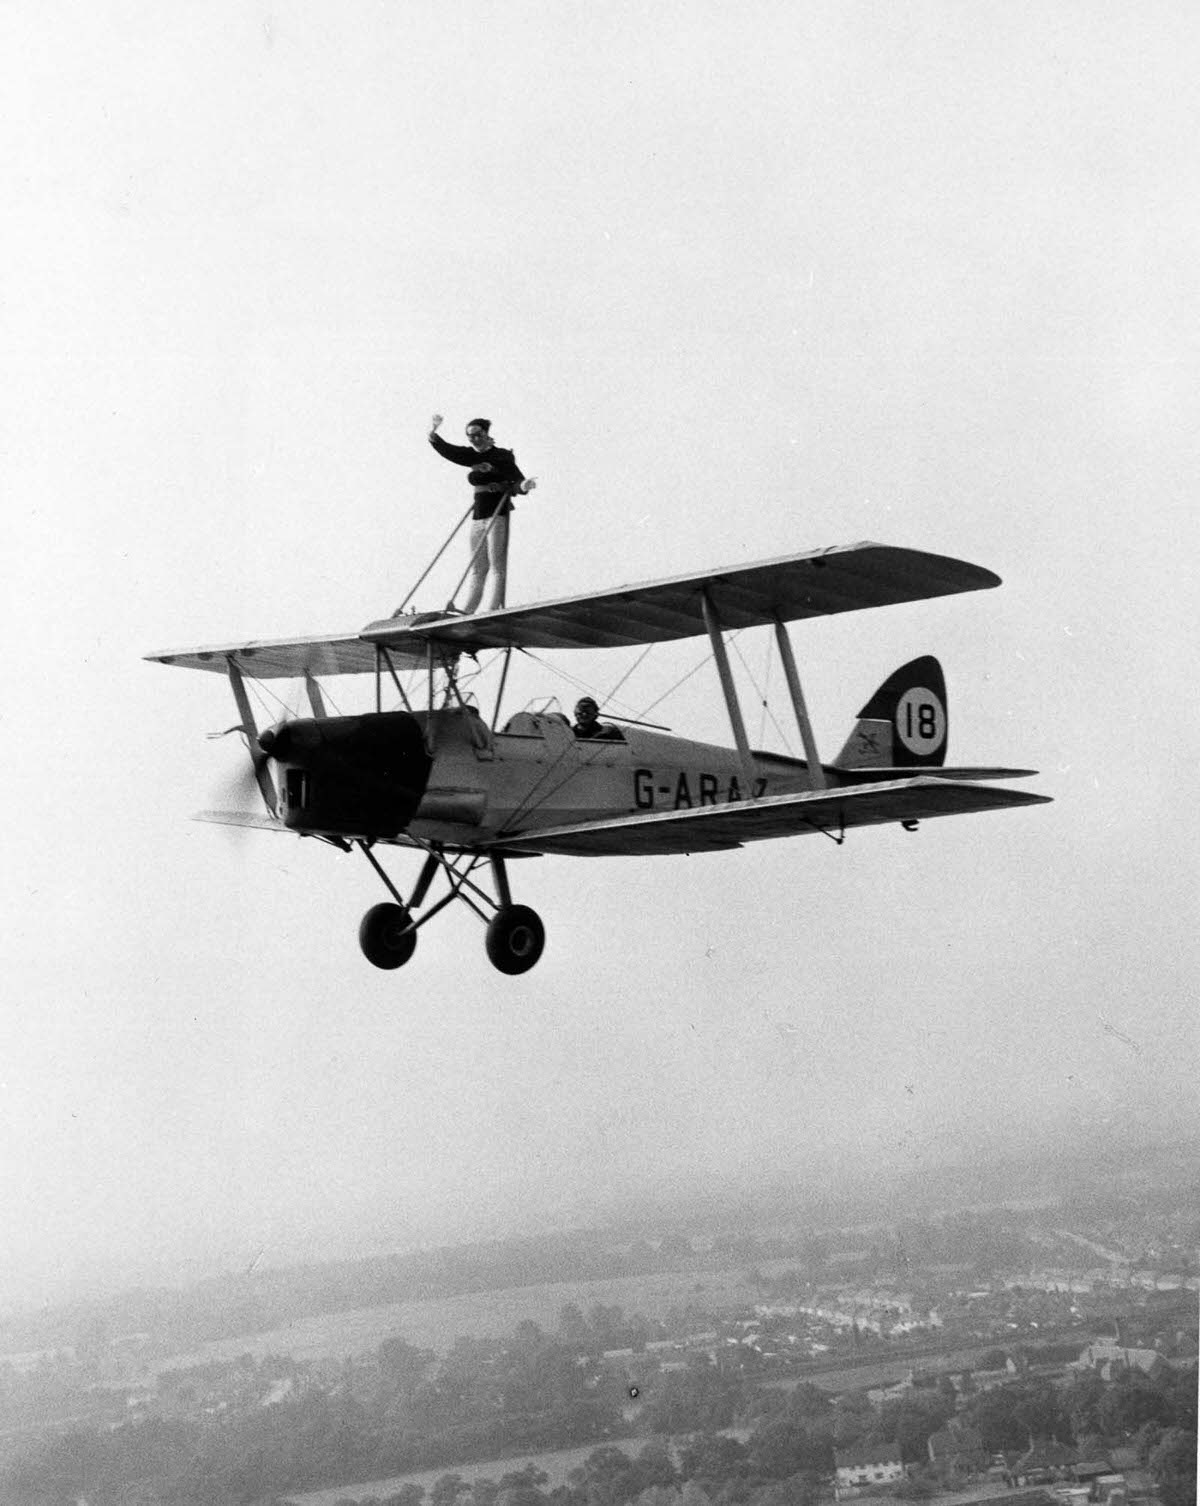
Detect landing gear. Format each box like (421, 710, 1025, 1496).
(355, 842, 545, 975)
(359, 902, 417, 969)
(485, 905, 545, 975)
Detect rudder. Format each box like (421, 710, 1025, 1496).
(833, 655, 948, 769)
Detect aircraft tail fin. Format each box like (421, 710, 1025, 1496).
(833, 655, 948, 770)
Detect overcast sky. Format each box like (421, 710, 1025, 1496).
(3, 1, 1198, 1309)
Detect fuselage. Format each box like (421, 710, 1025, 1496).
(270, 706, 826, 849)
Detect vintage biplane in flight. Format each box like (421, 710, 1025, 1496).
(147, 543, 1050, 974)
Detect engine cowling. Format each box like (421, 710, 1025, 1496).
(260, 711, 433, 839)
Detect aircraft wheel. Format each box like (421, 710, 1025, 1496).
(359, 902, 417, 970)
(485, 905, 545, 975)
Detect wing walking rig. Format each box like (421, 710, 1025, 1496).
(147, 543, 1051, 974)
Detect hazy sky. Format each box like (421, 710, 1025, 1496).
(3, 1, 1198, 1308)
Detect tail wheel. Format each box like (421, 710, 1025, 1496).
(359, 902, 417, 970)
(485, 905, 545, 975)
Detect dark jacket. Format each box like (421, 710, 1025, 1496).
(429, 433, 526, 519)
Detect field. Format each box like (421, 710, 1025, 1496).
(155, 1263, 789, 1373)
(285, 1430, 757, 1506)
(284, 1438, 634, 1506)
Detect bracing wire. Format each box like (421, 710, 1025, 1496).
(601, 642, 656, 711)
(517, 649, 647, 722)
(632, 635, 734, 721)
(758, 634, 773, 747)
(731, 636, 795, 755)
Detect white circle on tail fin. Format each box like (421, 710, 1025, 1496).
(895, 687, 946, 756)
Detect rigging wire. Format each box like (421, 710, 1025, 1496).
(497, 736, 616, 836)
(731, 636, 795, 756)
(757, 634, 773, 747)
(601, 642, 656, 711)
(631, 635, 737, 722)
(517, 648, 647, 722)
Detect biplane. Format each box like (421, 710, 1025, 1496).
(146, 543, 1051, 974)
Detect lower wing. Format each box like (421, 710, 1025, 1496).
(486, 777, 1052, 857)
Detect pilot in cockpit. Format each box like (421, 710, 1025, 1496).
(571, 696, 622, 741)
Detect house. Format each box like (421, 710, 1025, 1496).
(834, 1443, 905, 1497)
(987, 1451, 1021, 1483)
(1071, 1458, 1114, 1489)
(1012, 1441, 1077, 1486)
(1076, 1341, 1169, 1381)
(927, 1418, 986, 1476)
(1050, 1487, 1090, 1506)
(867, 1374, 913, 1408)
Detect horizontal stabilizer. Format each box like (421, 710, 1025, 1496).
(833, 766, 1040, 782)
(486, 777, 1052, 857)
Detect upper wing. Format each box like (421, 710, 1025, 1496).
(484, 777, 1052, 857)
(146, 628, 433, 678)
(361, 542, 1001, 652)
(146, 543, 999, 674)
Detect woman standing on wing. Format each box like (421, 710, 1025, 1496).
(428, 414, 537, 613)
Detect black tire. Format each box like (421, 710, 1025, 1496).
(359, 902, 417, 970)
(485, 904, 545, 975)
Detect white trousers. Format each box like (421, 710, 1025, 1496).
(460, 514, 509, 613)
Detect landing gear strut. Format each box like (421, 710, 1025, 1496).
(355, 842, 545, 975)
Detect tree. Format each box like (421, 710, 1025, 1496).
(830, 1392, 872, 1449)
(786, 1385, 832, 1422)
(569, 1446, 640, 1506)
(513, 1320, 546, 1350)
(747, 1475, 821, 1506)
(472, 1480, 500, 1506)
(1065, 1370, 1105, 1440)
(431, 1473, 471, 1506)
(962, 1387, 1033, 1453)
(498, 1484, 550, 1506)
(678, 1432, 748, 1483)
(1097, 1372, 1174, 1439)
(633, 1490, 681, 1506)
(379, 1338, 436, 1395)
(589, 1306, 626, 1345)
(640, 1366, 743, 1436)
(497, 1463, 550, 1506)
(890, 1472, 938, 1499)
(1148, 1427, 1197, 1506)
(499, 1465, 550, 1492)
(1133, 1420, 1165, 1463)
(1011, 1379, 1070, 1449)
(632, 1441, 678, 1492)
(746, 1419, 831, 1480)
(872, 1394, 956, 1464)
(560, 1304, 591, 1347)
(1073, 1432, 1108, 1462)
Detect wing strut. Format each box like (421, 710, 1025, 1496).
(772, 616, 826, 790)
(304, 672, 327, 719)
(701, 588, 756, 790)
(225, 657, 278, 816)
